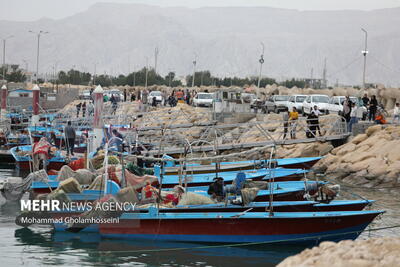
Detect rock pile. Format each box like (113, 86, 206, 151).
(314, 125, 400, 187)
(277, 237, 400, 267)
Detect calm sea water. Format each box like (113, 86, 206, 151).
(0, 166, 399, 267)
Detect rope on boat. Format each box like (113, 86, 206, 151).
(49, 224, 400, 255)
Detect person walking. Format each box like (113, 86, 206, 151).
(64, 121, 76, 156)
(289, 107, 299, 139)
(369, 95, 378, 121)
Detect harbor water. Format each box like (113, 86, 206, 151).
(0, 166, 399, 267)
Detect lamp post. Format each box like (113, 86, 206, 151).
(93, 62, 98, 85)
(29, 30, 48, 83)
(257, 42, 265, 89)
(192, 53, 197, 88)
(145, 57, 149, 88)
(361, 28, 368, 89)
(2, 35, 13, 83)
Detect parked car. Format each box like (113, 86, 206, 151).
(327, 96, 358, 114)
(193, 92, 214, 107)
(79, 90, 91, 100)
(286, 95, 307, 113)
(148, 91, 164, 104)
(264, 95, 290, 113)
(328, 96, 367, 117)
(104, 89, 123, 102)
(241, 93, 259, 108)
(302, 94, 330, 114)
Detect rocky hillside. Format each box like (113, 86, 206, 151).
(1, 3, 400, 85)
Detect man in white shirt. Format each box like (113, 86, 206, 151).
(393, 103, 399, 123)
(348, 102, 359, 132)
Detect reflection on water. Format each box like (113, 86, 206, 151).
(1, 167, 399, 266)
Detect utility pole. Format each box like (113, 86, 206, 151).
(145, 57, 149, 88)
(310, 68, 314, 88)
(361, 28, 368, 89)
(257, 42, 265, 89)
(93, 63, 97, 85)
(2, 35, 13, 83)
(192, 54, 197, 88)
(322, 58, 327, 88)
(154, 47, 159, 73)
(29, 30, 48, 83)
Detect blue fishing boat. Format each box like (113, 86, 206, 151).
(158, 168, 308, 188)
(99, 209, 383, 244)
(10, 145, 70, 171)
(164, 156, 322, 171)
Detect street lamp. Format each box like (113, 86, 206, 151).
(29, 30, 49, 83)
(1, 35, 13, 83)
(192, 53, 197, 88)
(361, 28, 368, 89)
(257, 42, 265, 89)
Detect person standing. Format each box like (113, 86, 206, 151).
(393, 103, 400, 123)
(124, 89, 127, 102)
(76, 102, 82, 117)
(312, 105, 322, 136)
(369, 95, 378, 121)
(81, 102, 86, 118)
(348, 102, 358, 132)
(362, 93, 369, 107)
(282, 107, 289, 139)
(342, 96, 352, 123)
(64, 121, 76, 156)
(289, 107, 299, 139)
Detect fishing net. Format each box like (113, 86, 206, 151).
(240, 188, 260, 206)
(58, 178, 81, 193)
(126, 162, 154, 176)
(57, 165, 96, 185)
(178, 192, 214, 205)
(0, 170, 48, 201)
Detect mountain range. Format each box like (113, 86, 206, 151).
(1, 3, 400, 86)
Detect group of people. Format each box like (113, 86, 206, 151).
(76, 101, 94, 117)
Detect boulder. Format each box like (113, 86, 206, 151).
(365, 125, 382, 136)
(351, 134, 368, 144)
(277, 237, 400, 267)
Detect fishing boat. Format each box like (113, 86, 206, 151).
(163, 156, 322, 173)
(99, 209, 383, 244)
(10, 145, 71, 171)
(158, 168, 307, 188)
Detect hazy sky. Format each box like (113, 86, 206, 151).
(1, 0, 400, 21)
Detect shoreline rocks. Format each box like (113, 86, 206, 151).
(277, 237, 400, 267)
(313, 125, 400, 188)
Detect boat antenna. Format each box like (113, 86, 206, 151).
(267, 145, 276, 217)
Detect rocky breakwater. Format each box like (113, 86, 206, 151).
(314, 125, 400, 188)
(277, 237, 400, 267)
